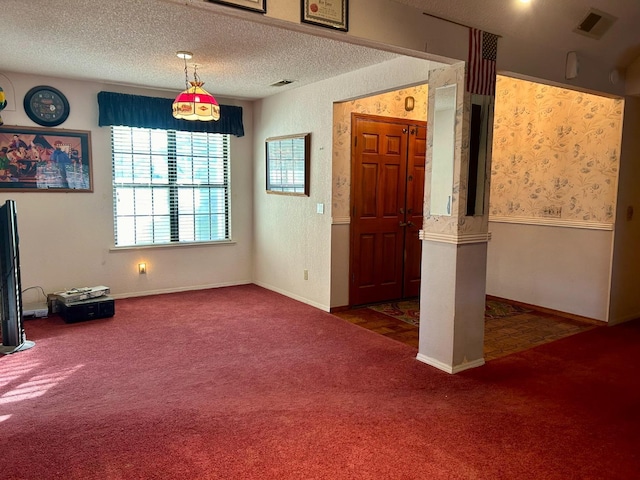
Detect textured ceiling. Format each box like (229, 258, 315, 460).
(1, 0, 639, 100)
(0, 0, 402, 100)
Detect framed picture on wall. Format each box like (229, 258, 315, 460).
(207, 0, 266, 13)
(266, 133, 310, 196)
(0, 126, 93, 192)
(302, 0, 348, 31)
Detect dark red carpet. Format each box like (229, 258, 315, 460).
(1, 285, 638, 479)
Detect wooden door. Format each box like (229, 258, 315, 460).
(349, 114, 426, 306)
(350, 115, 407, 305)
(403, 125, 426, 298)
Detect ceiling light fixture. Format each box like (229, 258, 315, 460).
(172, 51, 220, 122)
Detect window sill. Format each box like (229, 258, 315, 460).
(109, 240, 236, 252)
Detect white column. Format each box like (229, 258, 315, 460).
(417, 236, 487, 373)
(416, 62, 494, 373)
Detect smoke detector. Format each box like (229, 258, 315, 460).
(573, 8, 617, 40)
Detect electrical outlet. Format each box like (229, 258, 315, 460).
(304, 269, 309, 280)
(542, 205, 562, 218)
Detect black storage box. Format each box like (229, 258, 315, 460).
(59, 296, 115, 323)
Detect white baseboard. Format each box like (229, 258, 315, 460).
(416, 353, 485, 374)
(252, 281, 330, 312)
(109, 280, 252, 300)
(607, 312, 640, 326)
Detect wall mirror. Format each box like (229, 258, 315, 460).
(266, 133, 311, 196)
(430, 84, 457, 216)
(467, 94, 493, 216)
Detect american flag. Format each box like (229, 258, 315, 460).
(467, 28, 498, 96)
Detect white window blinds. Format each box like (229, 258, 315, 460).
(111, 126, 230, 247)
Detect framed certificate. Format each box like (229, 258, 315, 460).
(302, 0, 348, 31)
(207, 0, 266, 14)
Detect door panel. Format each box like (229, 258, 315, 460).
(381, 232, 401, 284)
(360, 164, 378, 216)
(381, 164, 401, 216)
(350, 114, 427, 306)
(404, 125, 426, 298)
(358, 234, 376, 287)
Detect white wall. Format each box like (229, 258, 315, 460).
(609, 96, 640, 324)
(486, 222, 613, 320)
(0, 72, 254, 303)
(252, 57, 432, 311)
(263, 0, 625, 97)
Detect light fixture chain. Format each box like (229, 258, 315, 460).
(183, 56, 190, 90)
(193, 64, 200, 84)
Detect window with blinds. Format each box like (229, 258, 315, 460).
(111, 126, 230, 247)
(265, 133, 310, 196)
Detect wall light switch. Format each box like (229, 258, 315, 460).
(316, 203, 324, 214)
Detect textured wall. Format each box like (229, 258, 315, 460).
(0, 72, 254, 299)
(255, 56, 432, 311)
(490, 76, 624, 225)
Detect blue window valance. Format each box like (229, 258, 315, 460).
(97, 91, 244, 137)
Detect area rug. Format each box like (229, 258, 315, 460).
(368, 299, 531, 326)
(485, 300, 532, 319)
(368, 300, 421, 326)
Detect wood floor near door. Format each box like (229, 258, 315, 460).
(334, 307, 421, 348)
(332, 302, 600, 360)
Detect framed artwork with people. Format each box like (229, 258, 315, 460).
(0, 126, 92, 192)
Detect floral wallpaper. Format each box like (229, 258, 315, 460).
(331, 72, 622, 231)
(490, 76, 624, 224)
(332, 85, 428, 219)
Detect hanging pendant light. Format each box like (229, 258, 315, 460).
(172, 51, 220, 122)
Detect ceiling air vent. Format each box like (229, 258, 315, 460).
(573, 8, 617, 40)
(270, 80, 295, 87)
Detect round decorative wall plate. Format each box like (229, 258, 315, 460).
(23, 85, 70, 127)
